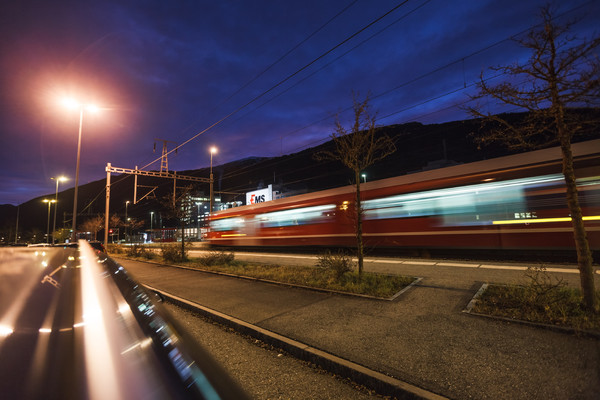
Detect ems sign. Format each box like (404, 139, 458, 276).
(246, 185, 273, 205)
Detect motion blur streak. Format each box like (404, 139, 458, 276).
(79, 240, 123, 400)
(0, 251, 47, 343)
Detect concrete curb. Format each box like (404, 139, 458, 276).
(145, 284, 448, 400)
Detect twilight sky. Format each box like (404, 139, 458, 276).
(1, 0, 598, 205)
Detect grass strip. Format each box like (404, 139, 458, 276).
(472, 284, 600, 333)
(187, 258, 415, 298)
(120, 252, 415, 299)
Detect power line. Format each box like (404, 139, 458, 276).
(140, 1, 411, 171)
(217, 0, 360, 108)
(275, 0, 595, 151)
(236, 0, 433, 126)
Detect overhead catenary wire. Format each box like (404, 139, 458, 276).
(172, 1, 360, 144)
(82, 1, 596, 209)
(140, 1, 411, 172)
(274, 0, 596, 150)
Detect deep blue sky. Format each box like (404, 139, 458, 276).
(1, 0, 598, 205)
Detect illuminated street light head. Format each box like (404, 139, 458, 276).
(210, 146, 217, 154)
(61, 98, 100, 113)
(62, 97, 80, 110)
(85, 104, 100, 113)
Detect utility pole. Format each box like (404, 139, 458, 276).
(14, 205, 19, 244)
(154, 139, 177, 173)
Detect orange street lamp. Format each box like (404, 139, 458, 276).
(51, 176, 68, 244)
(209, 146, 217, 214)
(43, 199, 56, 244)
(62, 98, 100, 242)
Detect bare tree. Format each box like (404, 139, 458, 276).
(124, 217, 144, 242)
(468, 5, 599, 310)
(109, 214, 123, 241)
(52, 228, 71, 243)
(160, 185, 195, 261)
(315, 93, 396, 276)
(79, 215, 104, 241)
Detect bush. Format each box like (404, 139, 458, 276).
(316, 250, 354, 279)
(127, 244, 155, 259)
(473, 265, 600, 331)
(161, 244, 188, 263)
(522, 265, 569, 308)
(107, 244, 124, 254)
(198, 251, 235, 266)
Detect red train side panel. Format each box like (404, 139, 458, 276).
(207, 140, 600, 252)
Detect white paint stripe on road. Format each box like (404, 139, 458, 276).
(399, 261, 437, 266)
(192, 250, 591, 274)
(219, 252, 320, 260)
(364, 259, 403, 264)
(436, 262, 479, 268)
(545, 268, 580, 274)
(479, 265, 526, 271)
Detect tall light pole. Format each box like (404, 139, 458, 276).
(361, 173, 367, 183)
(63, 99, 99, 242)
(150, 211, 154, 241)
(51, 176, 68, 244)
(195, 202, 201, 238)
(43, 199, 56, 244)
(209, 146, 217, 214)
(125, 200, 130, 242)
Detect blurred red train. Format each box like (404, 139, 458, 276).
(207, 140, 600, 254)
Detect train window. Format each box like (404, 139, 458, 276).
(257, 204, 335, 228)
(210, 217, 245, 231)
(364, 174, 566, 225)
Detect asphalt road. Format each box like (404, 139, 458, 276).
(163, 302, 386, 399)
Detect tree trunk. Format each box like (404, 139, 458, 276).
(355, 170, 364, 276)
(548, 51, 597, 310)
(559, 136, 597, 310)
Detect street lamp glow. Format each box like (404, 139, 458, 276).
(51, 176, 68, 244)
(43, 199, 56, 244)
(61, 97, 102, 241)
(209, 147, 217, 214)
(62, 98, 80, 110)
(62, 98, 100, 113)
(85, 104, 100, 113)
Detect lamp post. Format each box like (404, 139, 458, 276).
(63, 99, 99, 242)
(51, 176, 68, 244)
(43, 199, 56, 244)
(150, 211, 154, 242)
(209, 146, 217, 214)
(361, 173, 367, 183)
(125, 201, 130, 242)
(196, 202, 201, 238)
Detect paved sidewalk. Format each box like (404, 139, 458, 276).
(115, 257, 600, 400)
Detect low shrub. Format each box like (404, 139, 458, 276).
(161, 244, 188, 263)
(127, 244, 155, 259)
(198, 251, 235, 266)
(316, 250, 355, 279)
(107, 244, 124, 254)
(473, 265, 600, 332)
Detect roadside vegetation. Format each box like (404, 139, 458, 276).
(109, 245, 415, 299)
(472, 266, 600, 333)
